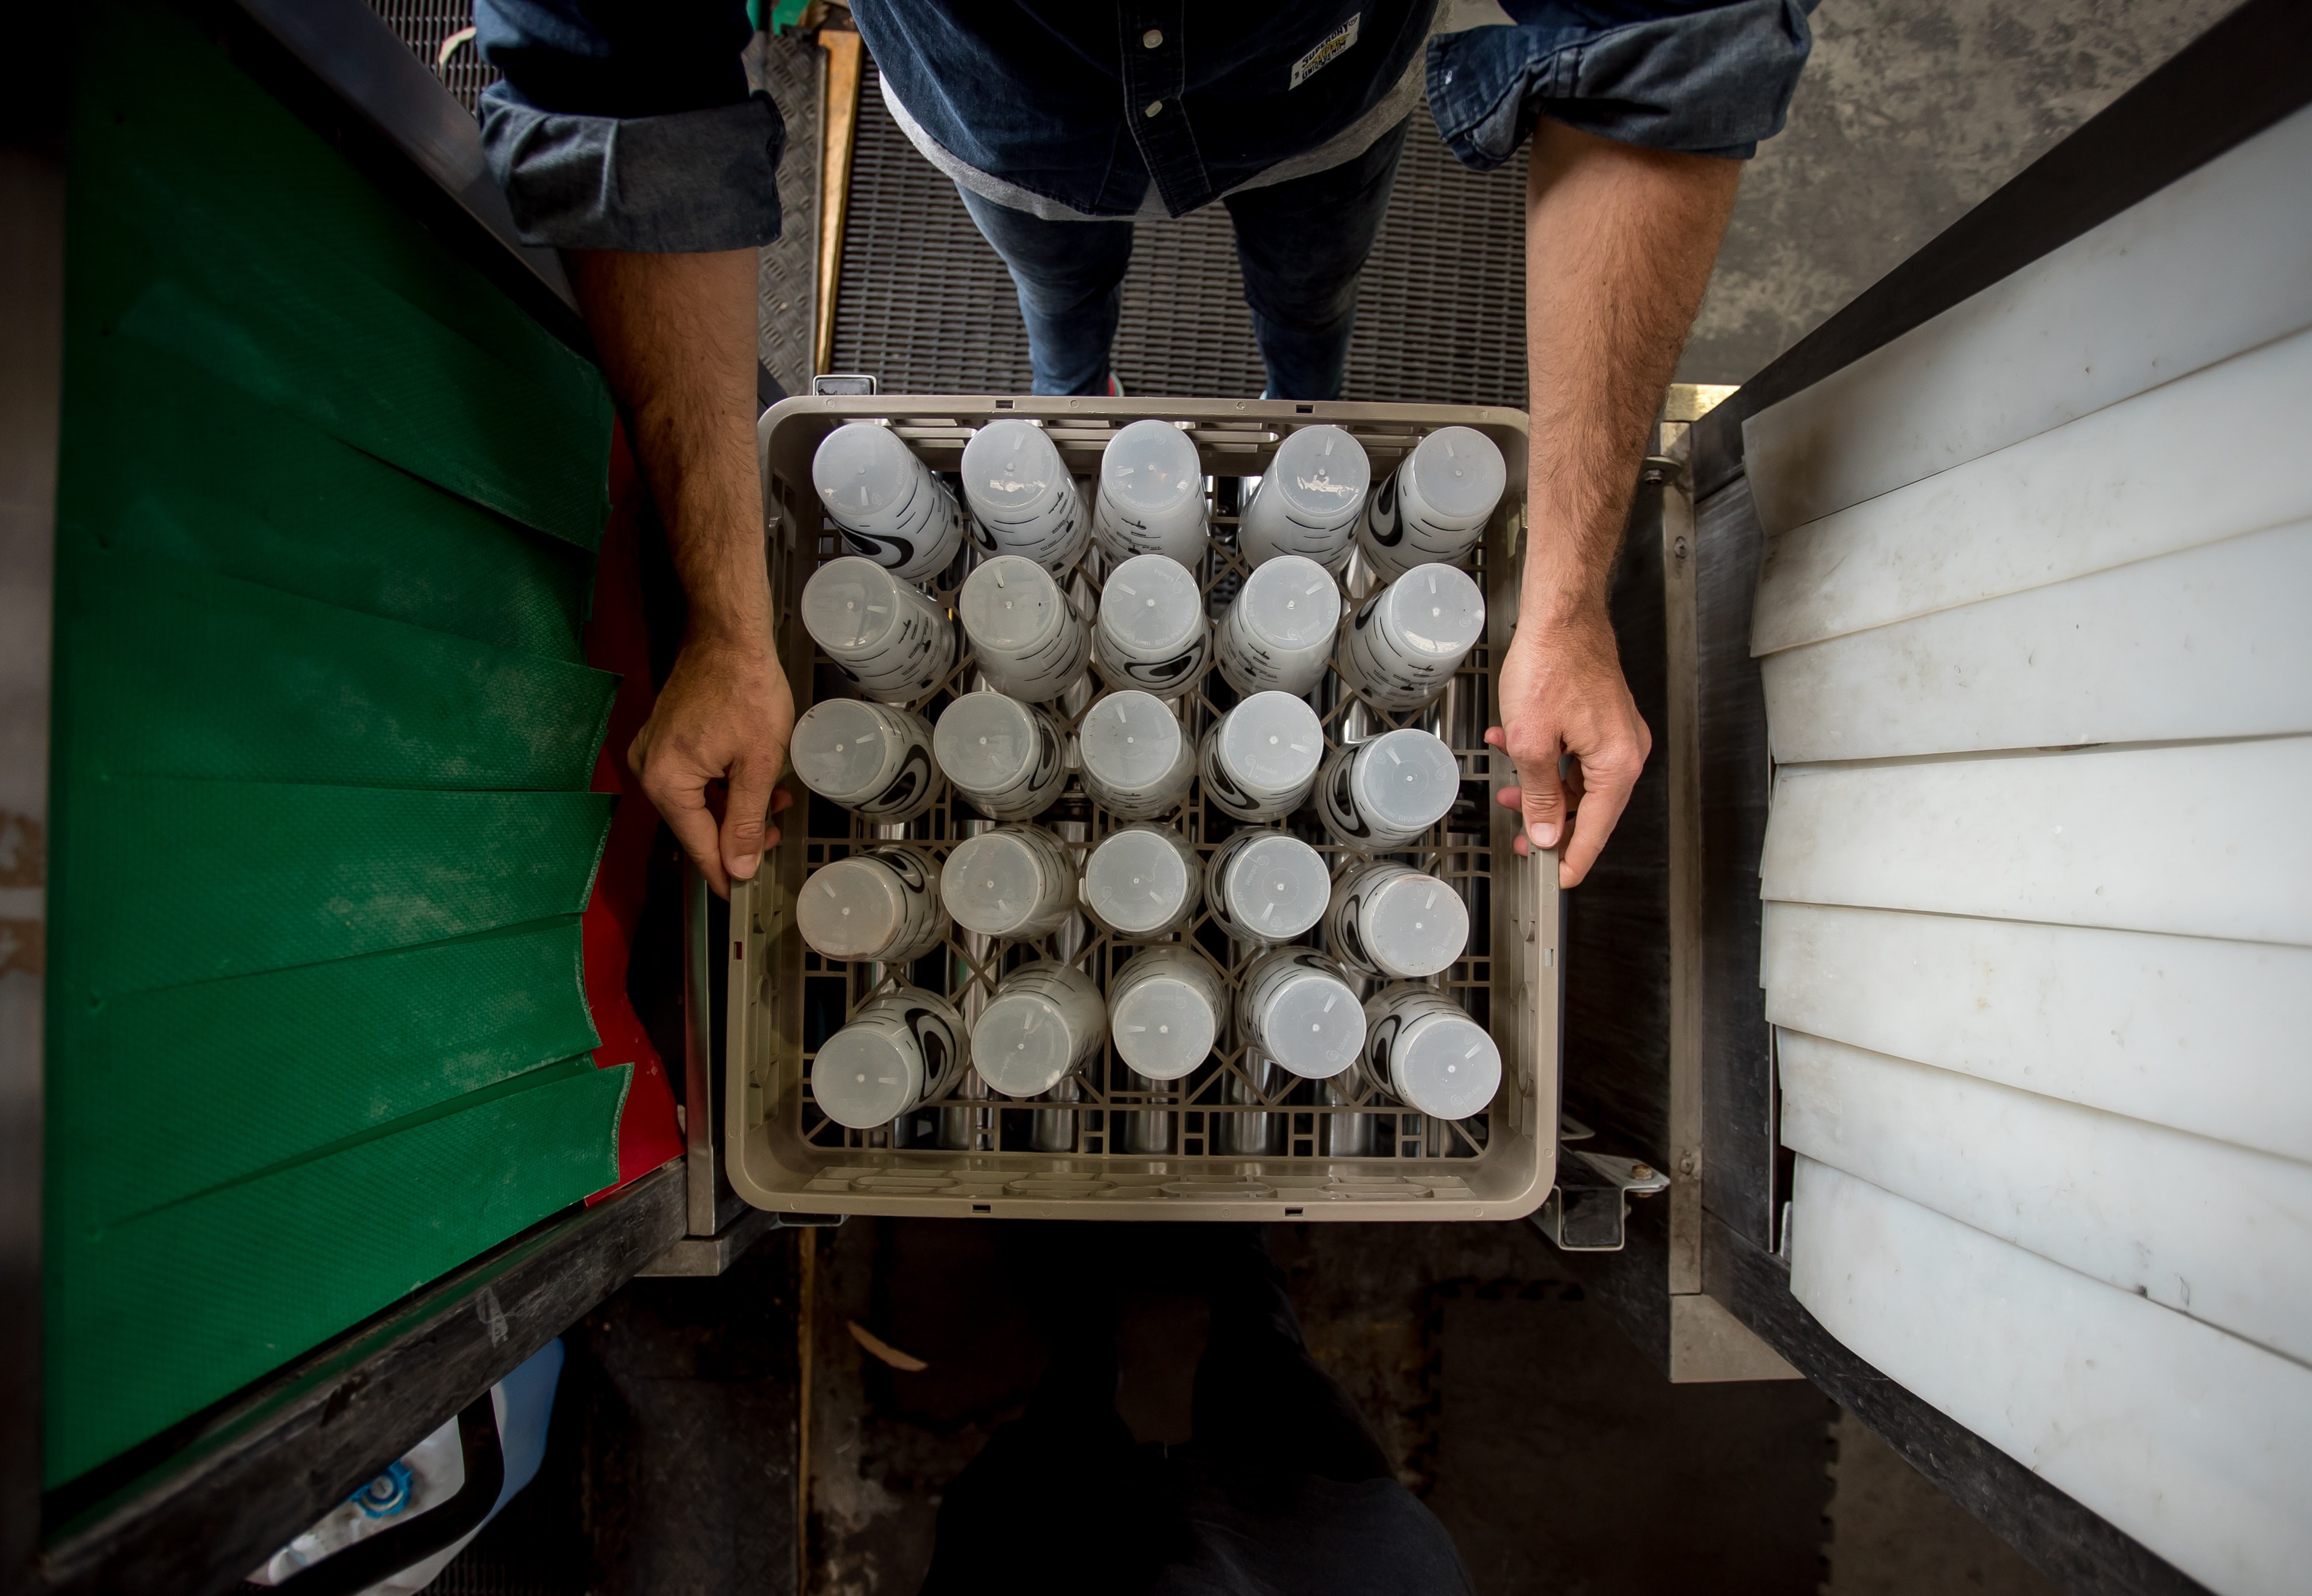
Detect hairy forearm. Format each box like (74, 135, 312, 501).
(567, 247, 768, 648)
(1522, 123, 1740, 623)
(566, 247, 793, 894)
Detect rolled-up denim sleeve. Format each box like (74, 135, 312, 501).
(473, 0, 784, 252)
(1427, 0, 1814, 169)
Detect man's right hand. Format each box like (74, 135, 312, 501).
(566, 246, 782, 899)
(628, 628, 795, 898)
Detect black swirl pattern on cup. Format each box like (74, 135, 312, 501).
(858, 738, 937, 818)
(1318, 748, 1374, 843)
(1365, 472, 1404, 548)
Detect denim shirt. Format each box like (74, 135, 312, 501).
(474, 0, 1812, 251)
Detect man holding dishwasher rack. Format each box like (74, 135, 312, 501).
(472, 0, 1811, 900)
(476, 5, 1810, 1584)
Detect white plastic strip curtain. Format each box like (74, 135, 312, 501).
(1742, 104, 2312, 1596)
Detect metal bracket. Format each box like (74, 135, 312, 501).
(636, 1207, 844, 1279)
(1533, 1147, 1671, 1252)
(810, 373, 878, 396)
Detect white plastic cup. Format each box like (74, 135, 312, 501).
(812, 422, 967, 583)
(1197, 690, 1325, 821)
(1316, 727, 1461, 851)
(1336, 563, 1487, 713)
(1093, 418, 1208, 567)
(1077, 689, 1193, 819)
(972, 960, 1106, 1098)
(1240, 424, 1370, 571)
(933, 692, 1066, 821)
(801, 555, 957, 704)
(790, 699, 942, 822)
(958, 554, 1090, 703)
(1362, 983, 1502, 1121)
(960, 419, 1090, 575)
(1204, 828, 1329, 945)
(1107, 946, 1222, 1082)
(1237, 948, 1367, 1082)
(812, 986, 968, 1129)
(1357, 426, 1506, 582)
(1094, 552, 1208, 692)
(1081, 824, 1201, 937)
(795, 846, 946, 965)
(1326, 860, 1469, 979)
(1214, 554, 1340, 699)
(939, 824, 1076, 941)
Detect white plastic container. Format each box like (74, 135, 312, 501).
(1204, 828, 1330, 945)
(958, 554, 1090, 703)
(940, 823, 1077, 941)
(1316, 727, 1461, 851)
(1336, 563, 1487, 713)
(789, 699, 943, 822)
(960, 418, 1090, 575)
(1081, 823, 1202, 938)
(812, 422, 968, 582)
(794, 846, 946, 965)
(933, 692, 1066, 821)
(1093, 418, 1209, 566)
(812, 987, 968, 1129)
(1214, 554, 1341, 698)
(1326, 860, 1469, 980)
(1198, 689, 1325, 821)
(1240, 424, 1369, 571)
(1361, 983, 1503, 1121)
(1357, 425, 1506, 582)
(1238, 948, 1367, 1082)
(1094, 552, 1209, 693)
(1077, 689, 1194, 818)
(1107, 946, 1223, 1082)
(972, 960, 1106, 1098)
(800, 556, 957, 704)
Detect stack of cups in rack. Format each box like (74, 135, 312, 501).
(1094, 553, 1207, 692)
(961, 419, 1090, 574)
(812, 422, 967, 581)
(795, 411, 1512, 1135)
(1356, 424, 1507, 582)
(1239, 424, 1369, 572)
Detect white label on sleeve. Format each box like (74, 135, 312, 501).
(1289, 13, 1360, 89)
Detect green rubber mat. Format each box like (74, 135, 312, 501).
(45, 1060, 629, 1486)
(58, 780, 612, 1000)
(66, 2, 612, 549)
(46, 0, 630, 1485)
(73, 347, 592, 663)
(50, 918, 596, 1230)
(63, 551, 617, 791)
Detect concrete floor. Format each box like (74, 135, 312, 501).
(1679, 0, 2234, 382)
(801, 1219, 2073, 1596)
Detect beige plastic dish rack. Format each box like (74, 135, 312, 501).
(727, 394, 1559, 1222)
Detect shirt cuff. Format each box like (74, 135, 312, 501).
(1426, 0, 1815, 170)
(478, 85, 786, 252)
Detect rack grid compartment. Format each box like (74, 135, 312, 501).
(731, 397, 1558, 1221)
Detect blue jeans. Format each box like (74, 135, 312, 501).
(958, 117, 1413, 401)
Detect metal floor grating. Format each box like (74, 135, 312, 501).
(832, 62, 1532, 407)
(366, 0, 502, 112)
(748, 33, 823, 398)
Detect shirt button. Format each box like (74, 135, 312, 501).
(1143, 98, 1163, 118)
(1142, 28, 1163, 48)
